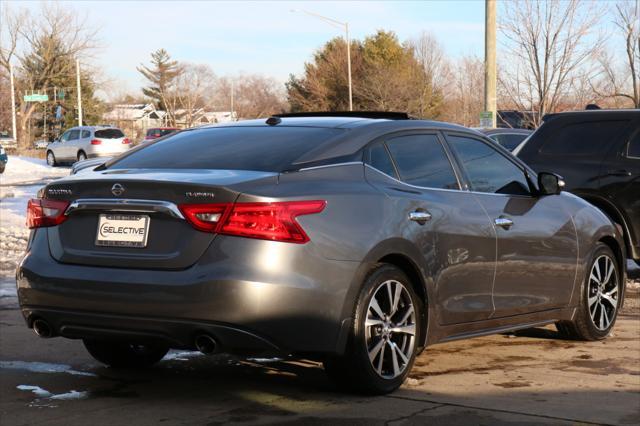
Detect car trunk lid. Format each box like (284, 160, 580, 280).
(44, 169, 278, 270)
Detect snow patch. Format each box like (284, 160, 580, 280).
(163, 350, 204, 361)
(1, 361, 97, 377)
(17, 385, 88, 401)
(0, 155, 69, 185)
(17, 385, 52, 398)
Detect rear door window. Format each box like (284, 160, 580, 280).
(384, 134, 459, 189)
(108, 127, 345, 172)
(492, 134, 527, 151)
(95, 129, 125, 139)
(447, 134, 531, 196)
(81, 130, 91, 138)
(539, 120, 630, 156)
(367, 142, 398, 178)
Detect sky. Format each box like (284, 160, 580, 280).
(3, 0, 625, 100)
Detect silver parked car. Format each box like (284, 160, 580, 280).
(46, 126, 131, 166)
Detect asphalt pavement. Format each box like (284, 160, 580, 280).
(1, 283, 638, 426)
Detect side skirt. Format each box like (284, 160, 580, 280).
(426, 307, 576, 346)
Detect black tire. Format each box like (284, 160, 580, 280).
(77, 151, 87, 162)
(46, 151, 57, 167)
(0, 163, 5, 174)
(323, 264, 422, 395)
(83, 339, 169, 368)
(556, 243, 623, 341)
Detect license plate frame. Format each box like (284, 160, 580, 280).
(95, 214, 150, 248)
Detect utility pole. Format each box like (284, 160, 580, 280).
(345, 23, 353, 111)
(9, 64, 17, 145)
(483, 0, 497, 128)
(76, 59, 83, 126)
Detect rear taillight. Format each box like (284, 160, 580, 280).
(179, 203, 230, 233)
(179, 201, 326, 243)
(26, 199, 70, 228)
(122, 138, 130, 144)
(90, 139, 101, 145)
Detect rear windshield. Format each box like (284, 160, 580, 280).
(107, 126, 345, 172)
(95, 128, 125, 139)
(147, 128, 177, 137)
(538, 120, 630, 156)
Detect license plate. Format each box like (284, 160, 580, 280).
(95, 214, 150, 248)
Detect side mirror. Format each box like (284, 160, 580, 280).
(538, 172, 565, 195)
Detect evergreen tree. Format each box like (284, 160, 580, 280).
(137, 49, 182, 124)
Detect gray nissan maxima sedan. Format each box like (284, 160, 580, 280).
(17, 112, 626, 394)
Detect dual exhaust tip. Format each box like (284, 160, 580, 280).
(32, 319, 54, 338)
(194, 334, 217, 355)
(32, 319, 218, 355)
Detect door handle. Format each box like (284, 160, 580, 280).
(409, 210, 432, 224)
(494, 217, 514, 229)
(606, 169, 632, 177)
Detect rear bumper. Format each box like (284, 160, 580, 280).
(86, 145, 129, 157)
(17, 229, 359, 355)
(21, 307, 282, 355)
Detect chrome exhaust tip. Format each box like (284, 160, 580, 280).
(32, 319, 53, 338)
(194, 334, 217, 355)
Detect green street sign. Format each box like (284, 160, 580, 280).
(23, 94, 49, 102)
(479, 111, 494, 128)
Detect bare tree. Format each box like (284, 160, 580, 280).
(174, 63, 216, 127)
(441, 55, 484, 126)
(499, 0, 605, 125)
(215, 74, 286, 120)
(595, 2, 639, 108)
(407, 31, 451, 95)
(0, 3, 99, 147)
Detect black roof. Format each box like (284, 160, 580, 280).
(274, 111, 413, 120)
(543, 109, 640, 122)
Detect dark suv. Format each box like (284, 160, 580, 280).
(515, 109, 640, 265)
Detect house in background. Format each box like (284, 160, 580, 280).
(103, 104, 236, 139)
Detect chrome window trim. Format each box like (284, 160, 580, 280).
(65, 198, 185, 219)
(298, 161, 364, 171)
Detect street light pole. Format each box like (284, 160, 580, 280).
(76, 59, 83, 126)
(291, 9, 353, 111)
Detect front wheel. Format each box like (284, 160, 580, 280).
(324, 264, 422, 394)
(556, 243, 623, 340)
(83, 339, 169, 368)
(46, 151, 57, 167)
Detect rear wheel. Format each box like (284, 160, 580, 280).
(324, 264, 422, 394)
(83, 339, 169, 368)
(556, 243, 622, 340)
(77, 151, 87, 161)
(46, 151, 57, 167)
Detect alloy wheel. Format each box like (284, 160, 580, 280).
(588, 255, 619, 331)
(47, 152, 54, 166)
(365, 279, 416, 379)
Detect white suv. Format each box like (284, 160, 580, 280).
(46, 126, 131, 166)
